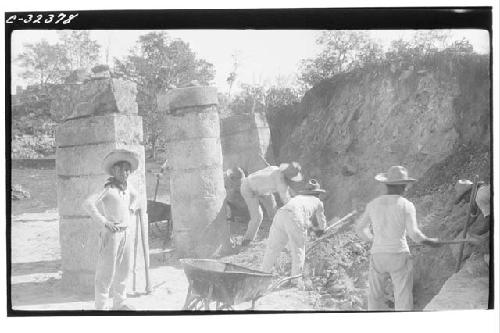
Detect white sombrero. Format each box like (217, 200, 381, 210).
(102, 149, 139, 175)
(375, 166, 416, 184)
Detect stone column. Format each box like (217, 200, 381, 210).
(220, 112, 274, 174)
(158, 86, 228, 258)
(55, 78, 147, 292)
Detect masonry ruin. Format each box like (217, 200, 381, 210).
(158, 85, 229, 258)
(55, 77, 148, 291)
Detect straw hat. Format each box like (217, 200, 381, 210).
(279, 162, 303, 182)
(299, 179, 326, 195)
(375, 166, 416, 184)
(102, 149, 139, 175)
(455, 179, 473, 197)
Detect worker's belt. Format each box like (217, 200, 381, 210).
(113, 225, 128, 231)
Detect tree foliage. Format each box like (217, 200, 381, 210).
(16, 31, 102, 88)
(113, 32, 215, 159)
(57, 31, 101, 70)
(299, 31, 384, 87)
(16, 39, 69, 88)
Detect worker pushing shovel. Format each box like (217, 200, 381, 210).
(83, 149, 141, 311)
(354, 166, 442, 311)
(261, 179, 327, 289)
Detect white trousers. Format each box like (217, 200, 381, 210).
(368, 252, 414, 311)
(240, 180, 277, 241)
(94, 228, 132, 310)
(261, 209, 307, 277)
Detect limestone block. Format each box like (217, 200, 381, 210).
(56, 114, 143, 147)
(67, 79, 138, 120)
(57, 143, 145, 176)
(171, 197, 227, 256)
(169, 168, 226, 203)
(167, 139, 223, 171)
(59, 217, 101, 272)
(163, 109, 220, 142)
(50, 79, 138, 121)
(61, 270, 95, 294)
(158, 86, 218, 111)
(57, 174, 108, 216)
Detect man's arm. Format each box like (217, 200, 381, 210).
(82, 188, 119, 232)
(404, 201, 439, 246)
(355, 208, 373, 242)
(276, 173, 291, 204)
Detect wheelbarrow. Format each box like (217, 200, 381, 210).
(180, 259, 300, 310)
(147, 171, 172, 243)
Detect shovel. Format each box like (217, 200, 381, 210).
(306, 210, 358, 256)
(411, 238, 478, 248)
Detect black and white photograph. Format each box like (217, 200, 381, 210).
(3, 3, 496, 324)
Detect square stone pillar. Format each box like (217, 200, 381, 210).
(54, 78, 147, 292)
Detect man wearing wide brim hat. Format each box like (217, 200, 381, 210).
(83, 149, 140, 310)
(355, 166, 440, 311)
(261, 179, 327, 288)
(239, 162, 304, 246)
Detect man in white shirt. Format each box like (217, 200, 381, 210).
(83, 149, 139, 310)
(240, 162, 303, 246)
(355, 166, 440, 311)
(261, 179, 327, 287)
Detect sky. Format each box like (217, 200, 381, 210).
(10, 29, 490, 94)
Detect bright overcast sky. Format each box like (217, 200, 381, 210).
(10, 29, 490, 94)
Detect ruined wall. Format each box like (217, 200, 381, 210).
(220, 112, 274, 174)
(55, 78, 148, 291)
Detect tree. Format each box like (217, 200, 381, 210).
(299, 31, 384, 87)
(16, 39, 69, 88)
(57, 31, 101, 70)
(226, 52, 241, 99)
(385, 31, 454, 63)
(113, 32, 215, 159)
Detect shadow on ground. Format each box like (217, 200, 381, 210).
(11, 260, 61, 277)
(11, 278, 93, 307)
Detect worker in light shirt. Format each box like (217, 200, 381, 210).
(355, 166, 440, 311)
(239, 162, 304, 246)
(83, 149, 140, 311)
(261, 179, 327, 288)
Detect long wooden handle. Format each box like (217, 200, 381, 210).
(411, 238, 477, 247)
(306, 210, 357, 255)
(153, 174, 161, 202)
(132, 212, 140, 293)
(138, 209, 152, 293)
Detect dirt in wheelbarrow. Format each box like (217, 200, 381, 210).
(220, 219, 370, 311)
